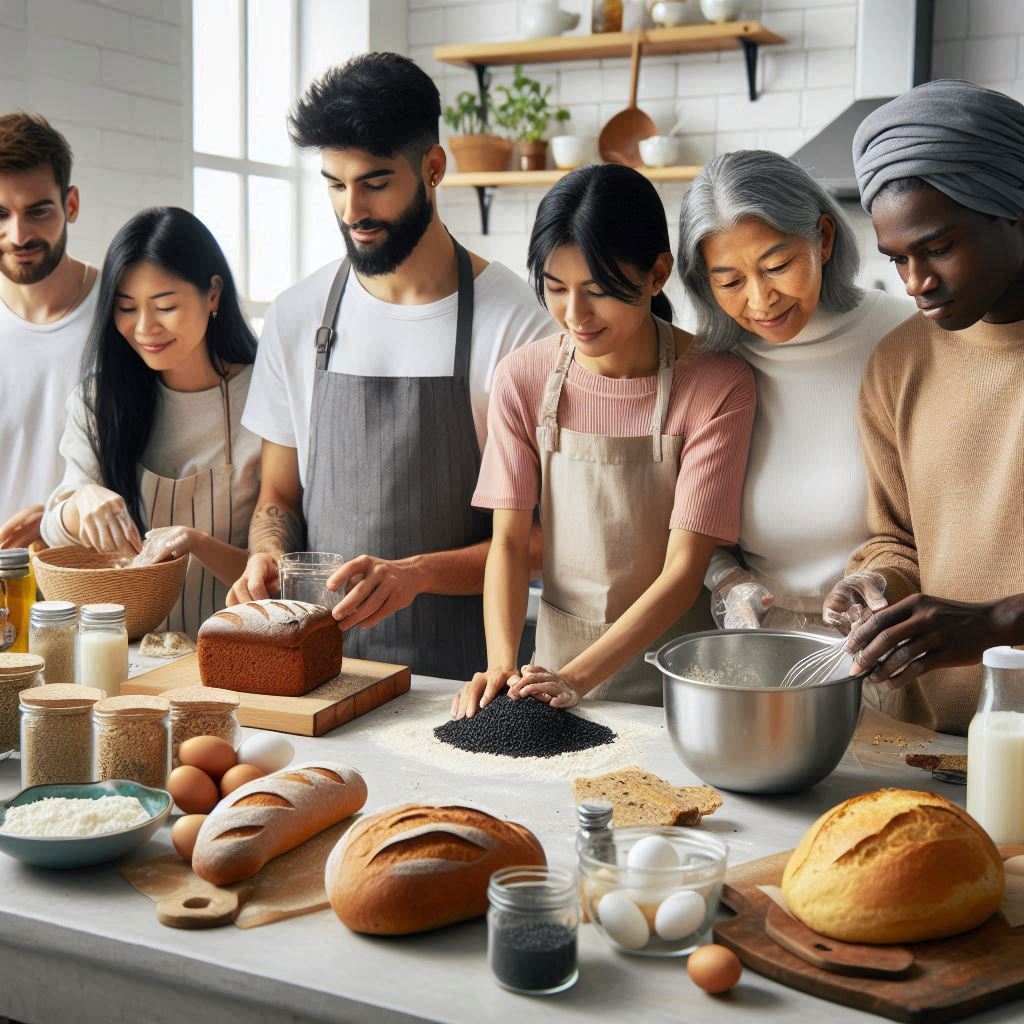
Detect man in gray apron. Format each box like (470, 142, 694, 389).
(231, 54, 551, 679)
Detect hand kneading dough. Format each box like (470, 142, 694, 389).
(782, 788, 1004, 944)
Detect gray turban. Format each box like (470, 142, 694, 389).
(852, 79, 1024, 218)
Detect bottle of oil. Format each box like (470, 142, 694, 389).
(0, 549, 35, 653)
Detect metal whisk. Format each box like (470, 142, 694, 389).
(779, 637, 850, 688)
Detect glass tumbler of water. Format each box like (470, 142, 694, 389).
(279, 552, 346, 612)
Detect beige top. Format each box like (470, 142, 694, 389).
(847, 312, 1024, 734)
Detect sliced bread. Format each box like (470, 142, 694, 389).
(572, 765, 722, 828)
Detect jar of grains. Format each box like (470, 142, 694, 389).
(20, 684, 104, 787)
(0, 548, 35, 653)
(93, 695, 171, 789)
(29, 601, 78, 685)
(0, 653, 44, 760)
(166, 686, 240, 766)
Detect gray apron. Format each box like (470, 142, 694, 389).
(535, 316, 714, 705)
(302, 239, 489, 679)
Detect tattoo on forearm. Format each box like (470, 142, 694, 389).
(248, 503, 304, 557)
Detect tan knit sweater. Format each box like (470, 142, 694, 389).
(847, 312, 1024, 735)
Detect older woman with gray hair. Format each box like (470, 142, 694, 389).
(676, 150, 911, 633)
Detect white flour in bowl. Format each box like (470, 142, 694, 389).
(1, 795, 150, 837)
(363, 693, 662, 780)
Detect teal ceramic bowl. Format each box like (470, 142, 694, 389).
(0, 780, 171, 869)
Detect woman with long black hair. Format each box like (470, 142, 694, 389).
(451, 164, 757, 714)
(40, 206, 260, 636)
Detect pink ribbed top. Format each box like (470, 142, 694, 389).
(474, 332, 756, 542)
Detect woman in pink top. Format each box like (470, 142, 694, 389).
(451, 165, 756, 714)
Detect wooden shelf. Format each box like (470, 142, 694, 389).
(442, 166, 702, 188)
(434, 22, 785, 68)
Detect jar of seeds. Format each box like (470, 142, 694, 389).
(20, 684, 104, 787)
(29, 601, 78, 685)
(166, 686, 240, 766)
(0, 653, 44, 760)
(93, 695, 171, 789)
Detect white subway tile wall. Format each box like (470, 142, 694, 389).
(3, 0, 186, 265)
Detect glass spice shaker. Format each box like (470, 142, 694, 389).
(576, 800, 614, 923)
(93, 694, 171, 789)
(0, 548, 35, 653)
(20, 684, 105, 787)
(166, 685, 241, 766)
(79, 603, 129, 697)
(29, 601, 78, 685)
(0, 653, 45, 760)
(488, 866, 579, 996)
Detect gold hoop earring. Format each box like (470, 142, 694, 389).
(430, 175, 439, 187)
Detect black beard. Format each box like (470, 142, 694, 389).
(338, 180, 434, 276)
(0, 221, 68, 285)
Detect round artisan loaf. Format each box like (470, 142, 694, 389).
(326, 803, 545, 934)
(782, 788, 1004, 944)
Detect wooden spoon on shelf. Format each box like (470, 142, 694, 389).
(598, 33, 657, 167)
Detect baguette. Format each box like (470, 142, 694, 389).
(326, 804, 545, 935)
(192, 761, 367, 885)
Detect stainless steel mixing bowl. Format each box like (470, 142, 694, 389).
(648, 629, 862, 794)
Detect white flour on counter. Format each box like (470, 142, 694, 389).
(363, 693, 663, 779)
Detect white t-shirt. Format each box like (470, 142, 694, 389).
(242, 258, 555, 486)
(707, 289, 914, 611)
(0, 280, 97, 520)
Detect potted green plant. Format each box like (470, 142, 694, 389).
(493, 65, 570, 171)
(443, 90, 514, 173)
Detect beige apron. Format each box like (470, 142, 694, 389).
(534, 316, 714, 706)
(138, 377, 235, 639)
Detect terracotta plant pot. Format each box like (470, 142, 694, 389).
(517, 140, 548, 171)
(448, 134, 514, 173)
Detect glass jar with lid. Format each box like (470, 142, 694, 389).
(29, 601, 78, 685)
(20, 684, 104, 788)
(166, 685, 240, 766)
(0, 548, 35, 653)
(279, 551, 346, 610)
(93, 694, 171, 789)
(0, 653, 44, 760)
(487, 866, 579, 995)
(79, 603, 128, 697)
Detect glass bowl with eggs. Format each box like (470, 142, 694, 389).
(578, 827, 728, 956)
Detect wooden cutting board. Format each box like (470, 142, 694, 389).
(123, 652, 410, 736)
(714, 849, 1024, 1024)
(122, 818, 353, 929)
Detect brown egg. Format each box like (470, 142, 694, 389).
(179, 735, 237, 781)
(167, 765, 220, 814)
(219, 763, 265, 797)
(171, 814, 208, 862)
(687, 944, 743, 994)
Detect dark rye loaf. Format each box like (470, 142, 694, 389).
(197, 599, 343, 697)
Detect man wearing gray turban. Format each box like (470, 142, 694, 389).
(823, 80, 1024, 735)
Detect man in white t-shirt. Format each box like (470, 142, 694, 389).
(231, 54, 552, 679)
(0, 112, 98, 549)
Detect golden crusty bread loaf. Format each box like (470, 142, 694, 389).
(192, 762, 366, 884)
(326, 804, 545, 935)
(782, 788, 1004, 944)
(198, 600, 343, 697)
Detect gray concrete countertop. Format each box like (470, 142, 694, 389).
(0, 669, 1001, 1024)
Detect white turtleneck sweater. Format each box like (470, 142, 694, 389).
(707, 289, 913, 613)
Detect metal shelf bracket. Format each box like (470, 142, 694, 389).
(474, 185, 496, 234)
(739, 38, 759, 102)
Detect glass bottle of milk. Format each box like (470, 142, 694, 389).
(966, 646, 1024, 845)
(78, 604, 129, 699)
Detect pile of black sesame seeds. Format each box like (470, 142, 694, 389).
(433, 691, 616, 759)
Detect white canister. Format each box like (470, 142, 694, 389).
(551, 135, 592, 170)
(78, 603, 129, 699)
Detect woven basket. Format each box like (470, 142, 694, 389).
(32, 546, 188, 640)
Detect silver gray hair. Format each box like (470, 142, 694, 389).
(677, 150, 863, 352)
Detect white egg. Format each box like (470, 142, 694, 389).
(235, 732, 293, 774)
(627, 834, 679, 871)
(1004, 855, 1024, 877)
(654, 890, 706, 942)
(597, 891, 650, 950)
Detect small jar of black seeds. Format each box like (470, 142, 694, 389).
(488, 866, 579, 996)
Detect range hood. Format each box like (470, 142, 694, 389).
(790, 0, 934, 198)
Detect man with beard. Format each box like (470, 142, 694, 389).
(822, 80, 1024, 734)
(231, 54, 552, 678)
(0, 113, 97, 548)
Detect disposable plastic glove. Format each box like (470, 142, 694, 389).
(822, 570, 888, 634)
(132, 526, 194, 566)
(73, 484, 141, 556)
(709, 567, 774, 629)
